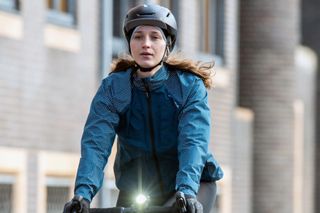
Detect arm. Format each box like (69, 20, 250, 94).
(176, 78, 210, 197)
(74, 79, 120, 202)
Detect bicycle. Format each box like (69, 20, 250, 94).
(87, 192, 187, 213)
(89, 206, 178, 213)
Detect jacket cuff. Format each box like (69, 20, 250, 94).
(178, 186, 197, 197)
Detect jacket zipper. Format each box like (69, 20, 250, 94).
(143, 79, 165, 196)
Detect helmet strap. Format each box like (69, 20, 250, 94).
(136, 61, 163, 72)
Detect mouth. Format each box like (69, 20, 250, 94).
(140, 52, 153, 56)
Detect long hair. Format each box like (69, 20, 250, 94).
(111, 53, 215, 89)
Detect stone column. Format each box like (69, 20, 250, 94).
(239, 1, 299, 212)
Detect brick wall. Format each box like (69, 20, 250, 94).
(0, 1, 99, 212)
(4, 1, 314, 213)
(0, 0, 99, 152)
(179, 1, 242, 211)
(239, 0, 299, 212)
(178, 0, 239, 165)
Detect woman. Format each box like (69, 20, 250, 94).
(63, 3, 223, 213)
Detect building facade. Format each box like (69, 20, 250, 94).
(301, 0, 320, 211)
(0, 0, 317, 213)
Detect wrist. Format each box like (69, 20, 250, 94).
(178, 186, 196, 198)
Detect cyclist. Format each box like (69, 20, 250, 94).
(63, 3, 223, 213)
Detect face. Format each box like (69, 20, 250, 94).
(130, 26, 167, 69)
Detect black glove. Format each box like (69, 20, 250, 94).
(63, 195, 90, 213)
(175, 191, 203, 213)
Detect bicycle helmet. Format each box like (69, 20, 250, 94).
(123, 4, 177, 51)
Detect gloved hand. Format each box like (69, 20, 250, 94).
(63, 195, 90, 213)
(175, 191, 203, 213)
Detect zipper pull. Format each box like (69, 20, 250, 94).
(142, 79, 150, 98)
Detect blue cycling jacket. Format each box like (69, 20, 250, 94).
(74, 65, 223, 202)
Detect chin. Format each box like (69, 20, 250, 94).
(137, 62, 155, 68)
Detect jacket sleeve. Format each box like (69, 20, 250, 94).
(175, 78, 211, 197)
(74, 79, 119, 202)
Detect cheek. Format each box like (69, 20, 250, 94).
(157, 43, 167, 56)
(130, 42, 138, 55)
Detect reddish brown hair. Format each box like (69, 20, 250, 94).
(111, 53, 215, 89)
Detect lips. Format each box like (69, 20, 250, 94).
(140, 52, 153, 56)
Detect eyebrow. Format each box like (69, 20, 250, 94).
(133, 30, 162, 35)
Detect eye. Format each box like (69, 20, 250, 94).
(151, 34, 162, 40)
(132, 34, 142, 40)
(151, 35, 162, 40)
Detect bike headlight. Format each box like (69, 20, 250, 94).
(135, 194, 148, 205)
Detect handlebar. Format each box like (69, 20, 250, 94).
(90, 206, 178, 213)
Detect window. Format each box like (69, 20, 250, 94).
(47, 0, 76, 27)
(158, 0, 179, 17)
(0, 175, 15, 213)
(46, 177, 72, 213)
(158, 0, 179, 47)
(0, 0, 20, 12)
(0, 0, 23, 40)
(47, 186, 69, 213)
(199, 0, 224, 58)
(0, 184, 12, 213)
(113, 0, 141, 38)
(112, 0, 141, 57)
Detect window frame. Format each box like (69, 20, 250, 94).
(198, 0, 225, 62)
(47, 0, 77, 27)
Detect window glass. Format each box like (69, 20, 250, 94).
(214, 0, 224, 57)
(0, 174, 15, 213)
(46, 186, 69, 213)
(46, 177, 72, 213)
(0, 0, 20, 12)
(60, 0, 68, 13)
(158, 0, 179, 13)
(112, 0, 122, 38)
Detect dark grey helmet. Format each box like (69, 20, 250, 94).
(123, 4, 177, 51)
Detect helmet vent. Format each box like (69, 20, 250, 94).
(137, 12, 155, 16)
(166, 12, 170, 17)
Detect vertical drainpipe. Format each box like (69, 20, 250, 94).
(98, 0, 113, 207)
(100, 0, 113, 79)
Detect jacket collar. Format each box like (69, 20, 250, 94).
(132, 65, 169, 91)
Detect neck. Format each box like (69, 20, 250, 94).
(137, 64, 162, 78)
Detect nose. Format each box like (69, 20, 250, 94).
(141, 36, 151, 48)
